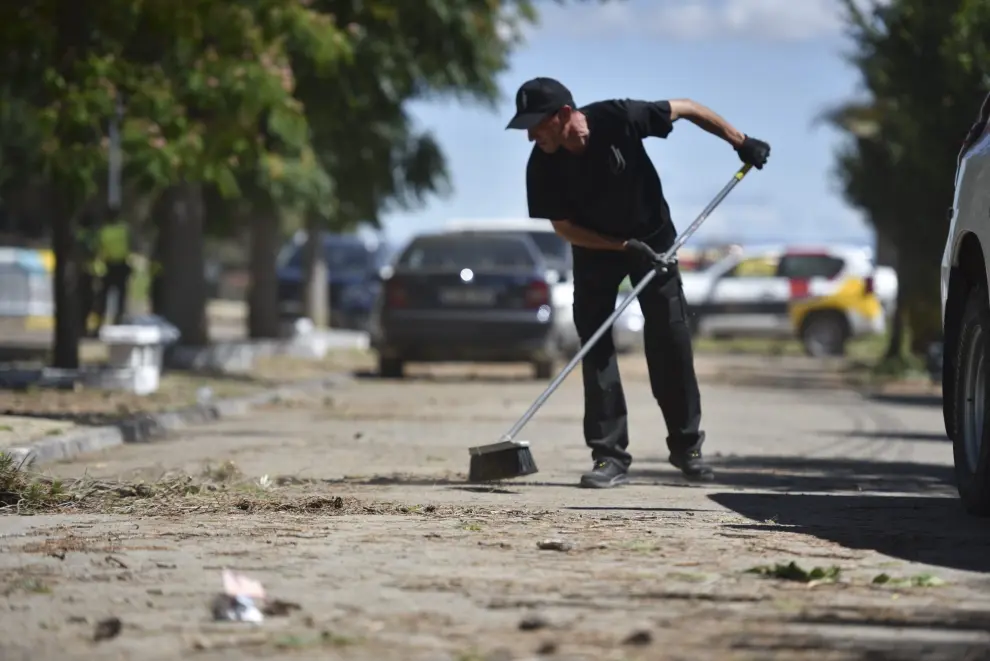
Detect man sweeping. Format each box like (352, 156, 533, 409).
(506, 77, 770, 488)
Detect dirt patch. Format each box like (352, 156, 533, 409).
(2, 453, 459, 518)
(0, 372, 263, 427)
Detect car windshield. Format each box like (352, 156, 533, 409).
(285, 241, 374, 272)
(525, 231, 570, 265)
(398, 235, 538, 271)
(777, 254, 844, 279)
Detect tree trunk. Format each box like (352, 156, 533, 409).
(150, 227, 165, 316)
(900, 252, 943, 356)
(884, 292, 905, 360)
(51, 205, 80, 369)
(157, 183, 209, 346)
(247, 197, 281, 339)
(303, 214, 327, 328)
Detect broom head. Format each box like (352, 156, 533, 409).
(467, 440, 538, 483)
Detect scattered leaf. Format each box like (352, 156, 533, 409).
(746, 561, 841, 584)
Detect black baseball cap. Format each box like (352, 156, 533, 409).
(505, 77, 575, 130)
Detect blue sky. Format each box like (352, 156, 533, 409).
(376, 0, 876, 252)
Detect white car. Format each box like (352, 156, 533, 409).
(939, 90, 990, 515)
(681, 244, 896, 356)
(442, 219, 644, 355)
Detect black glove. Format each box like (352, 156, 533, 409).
(623, 239, 659, 263)
(625, 238, 677, 274)
(736, 135, 771, 169)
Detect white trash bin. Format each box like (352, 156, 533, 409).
(98, 324, 172, 395)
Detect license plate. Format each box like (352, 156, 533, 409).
(438, 287, 496, 305)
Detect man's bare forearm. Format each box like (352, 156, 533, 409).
(551, 220, 626, 251)
(668, 99, 745, 148)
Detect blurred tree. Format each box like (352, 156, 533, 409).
(130, 1, 346, 345)
(0, 0, 349, 360)
(284, 0, 611, 330)
(825, 0, 989, 356)
(0, 0, 610, 359)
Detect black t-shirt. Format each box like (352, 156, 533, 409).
(526, 99, 675, 242)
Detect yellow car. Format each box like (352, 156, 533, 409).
(681, 245, 897, 356)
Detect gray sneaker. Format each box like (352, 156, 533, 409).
(669, 449, 714, 482)
(579, 460, 629, 489)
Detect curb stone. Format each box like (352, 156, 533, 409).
(2, 373, 352, 471)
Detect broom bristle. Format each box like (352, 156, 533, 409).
(467, 441, 538, 483)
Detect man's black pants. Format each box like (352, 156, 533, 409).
(96, 260, 132, 326)
(571, 231, 704, 470)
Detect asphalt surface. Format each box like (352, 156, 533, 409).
(2, 354, 989, 661)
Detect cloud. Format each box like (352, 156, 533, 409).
(537, 0, 883, 42)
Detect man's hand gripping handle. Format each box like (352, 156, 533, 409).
(623, 239, 677, 275)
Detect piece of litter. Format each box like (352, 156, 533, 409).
(211, 594, 264, 623)
(93, 617, 122, 642)
(519, 614, 550, 631)
(537, 539, 572, 552)
(623, 629, 653, 645)
(222, 568, 265, 599)
(211, 569, 267, 623)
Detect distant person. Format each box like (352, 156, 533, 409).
(94, 215, 133, 327)
(506, 77, 770, 488)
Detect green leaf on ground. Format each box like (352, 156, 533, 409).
(746, 561, 841, 583)
(873, 572, 946, 587)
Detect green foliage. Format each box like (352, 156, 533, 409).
(0, 0, 351, 214)
(0, 0, 608, 233)
(825, 0, 990, 352)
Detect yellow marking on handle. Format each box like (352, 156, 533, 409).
(736, 163, 754, 180)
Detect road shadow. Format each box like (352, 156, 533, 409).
(633, 455, 955, 494)
(817, 430, 949, 443)
(863, 392, 943, 408)
(708, 491, 990, 574)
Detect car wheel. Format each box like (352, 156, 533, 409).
(532, 359, 554, 380)
(378, 356, 405, 379)
(800, 311, 848, 357)
(952, 285, 990, 516)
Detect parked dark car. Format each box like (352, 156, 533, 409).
(276, 232, 392, 332)
(369, 230, 563, 379)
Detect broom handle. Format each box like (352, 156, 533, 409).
(500, 163, 754, 443)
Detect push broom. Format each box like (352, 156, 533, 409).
(466, 163, 756, 483)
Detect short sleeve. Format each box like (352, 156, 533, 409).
(622, 99, 674, 139)
(526, 151, 570, 220)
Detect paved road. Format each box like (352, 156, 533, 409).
(3, 356, 990, 661)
